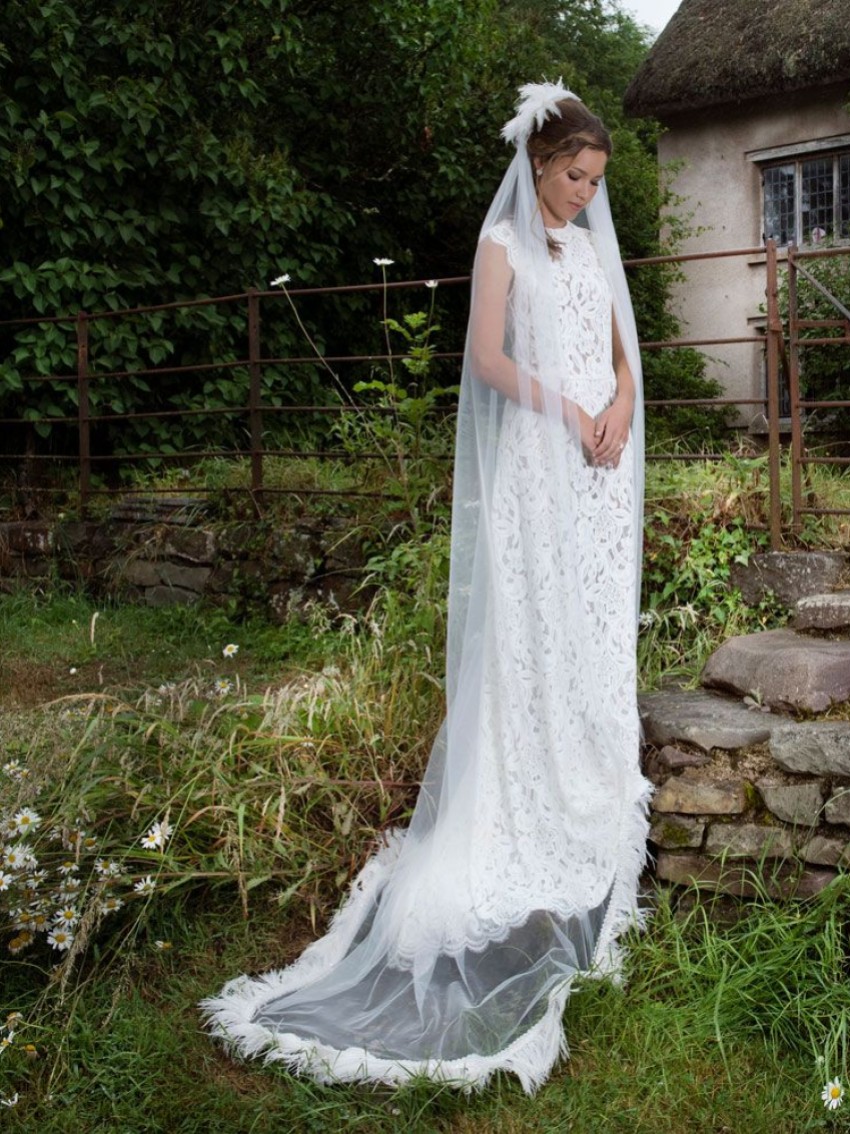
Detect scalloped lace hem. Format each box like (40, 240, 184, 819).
(200, 776, 651, 1094)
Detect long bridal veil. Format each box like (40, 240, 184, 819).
(201, 83, 650, 1094)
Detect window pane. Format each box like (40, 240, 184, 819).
(801, 157, 833, 242)
(840, 154, 850, 239)
(764, 164, 795, 244)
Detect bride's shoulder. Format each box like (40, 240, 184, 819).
(479, 219, 516, 251)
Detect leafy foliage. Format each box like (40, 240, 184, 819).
(0, 0, 720, 470)
(779, 246, 850, 435)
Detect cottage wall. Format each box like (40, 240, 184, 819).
(658, 86, 850, 423)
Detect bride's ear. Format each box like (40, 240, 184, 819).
(533, 158, 544, 179)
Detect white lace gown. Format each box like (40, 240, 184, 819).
(201, 219, 650, 1093)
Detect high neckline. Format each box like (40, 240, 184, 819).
(545, 224, 575, 243)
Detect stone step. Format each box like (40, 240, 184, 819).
(638, 687, 789, 753)
(700, 627, 850, 712)
(792, 591, 850, 632)
(730, 550, 849, 607)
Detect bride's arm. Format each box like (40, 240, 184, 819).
(592, 309, 635, 467)
(469, 237, 597, 455)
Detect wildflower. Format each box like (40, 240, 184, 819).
(99, 895, 124, 914)
(82, 836, 97, 850)
(6, 1012, 22, 1027)
(0, 1032, 13, 1051)
(53, 906, 80, 927)
(8, 933, 33, 954)
(30, 909, 50, 932)
(46, 927, 74, 951)
(425, 279, 438, 289)
(222, 643, 239, 658)
(58, 877, 82, 896)
(157, 682, 176, 695)
(213, 678, 233, 698)
(95, 858, 121, 878)
(154, 939, 173, 951)
(0, 1092, 18, 1107)
(638, 610, 656, 629)
(270, 273, 291, 286)
(373, 257, 394, 267)
(11, 909, 33, 930)
(2, 760, 22, 778)
(57, 860, 79, 876)
(141, 819, 172, 850)
(3, 846, 25, 870)
(823, 1079, 844, 1110)
(0, 871, 12, 892)
(134, 876, 156, 896)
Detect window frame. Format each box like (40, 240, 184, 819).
(748, 135, 850, 248)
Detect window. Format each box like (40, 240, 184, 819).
(762, 150, 850, 246)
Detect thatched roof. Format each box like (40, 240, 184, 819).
(624, 0, 850, 120)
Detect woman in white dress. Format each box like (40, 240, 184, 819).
(202, 82, 651, 1094)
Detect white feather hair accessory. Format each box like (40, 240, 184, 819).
(500, 79, 579, 147)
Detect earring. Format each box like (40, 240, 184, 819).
(536, 169, 542, 177)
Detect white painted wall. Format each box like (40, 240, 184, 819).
(657, 87, 850, 424)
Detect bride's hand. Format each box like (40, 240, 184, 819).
(577, 408, 599, 464)
(593, 395, 633, 468)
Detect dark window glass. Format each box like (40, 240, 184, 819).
(763, 164, 796, 244)
(840, 154, 850, 239)
(801, 157, 834, 241)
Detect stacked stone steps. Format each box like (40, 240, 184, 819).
(640, 550, 850, 898)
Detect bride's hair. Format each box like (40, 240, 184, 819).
(526, 99, 612, 170)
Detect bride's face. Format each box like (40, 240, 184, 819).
(535, 147, 608, 227)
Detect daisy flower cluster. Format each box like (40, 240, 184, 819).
(0, 772, 171, 961)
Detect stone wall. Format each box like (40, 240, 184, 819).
(0, 498, 372, 618)
(642, 549, 850, 900)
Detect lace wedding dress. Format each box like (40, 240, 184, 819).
(201, 215, 651, 1093)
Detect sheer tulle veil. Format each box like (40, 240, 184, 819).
(201, 81, 649, 1094)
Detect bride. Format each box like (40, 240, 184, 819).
(202, 81, 651, 1094)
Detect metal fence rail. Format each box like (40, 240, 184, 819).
(0, 242, 847, 546)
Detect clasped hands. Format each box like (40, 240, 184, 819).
(578, 394, 632, 469)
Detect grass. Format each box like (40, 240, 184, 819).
(2, 454, 850, 1129)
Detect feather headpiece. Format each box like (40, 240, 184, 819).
(500, 79, 579, 148)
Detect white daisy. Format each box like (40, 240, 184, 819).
(222, 643, 239, 658)
(140, 829, 162, 850)
(53, 906, 79, 927)
(57, 861, 79, 876)
(154, 939, 173, 951)
(425, 279, 438, 288)
(46, 927, 74, 951)
(823, 1079, 844, 1110)
(0, 872, 12, 892)
(0, 1093, 18, 1107)
(95, 859, 121, 878)
(213, 678, 233, 698)
(373, 257, 394, 266)
(134, 876, 156, 896)
(3, 846, 24, 870)
(99, 895, 124, 914)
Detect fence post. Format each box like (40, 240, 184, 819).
(76, 312, 90, 519)
(786, 245, 804, 533)
(764, 239, 782, 550)
(247, 288, 263, 502)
